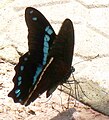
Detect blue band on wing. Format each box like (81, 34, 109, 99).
(32, 26, 53, 85)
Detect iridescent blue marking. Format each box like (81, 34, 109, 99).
(15, 89, 20, 94)
(43, 54, 48, 65)
(43, 47, 49, 54)
(15, 89, 21, 97)
(45, 26, 53, 35)
(33, 64, 43, 85)
(18, 76, 22, 81)
(20, 66, 24, 71)
(18, 76, 22, 86)
(30, 10, 33, 14)
(43, 26, 53, 65)
(32, 17, 37, 21)
(18, 81, 22, 86)
(44, 34, 50, 42)
(44, 40, 49, 47)
(16, 92, 21, 98)
(24, 57, 28, 61)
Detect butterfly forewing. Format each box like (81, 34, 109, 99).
(8, 7, 56, 104)
(23, 19, 75, 105)
(25, 7, 55, 54)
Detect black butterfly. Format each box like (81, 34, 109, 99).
(8, 7, 75, 106)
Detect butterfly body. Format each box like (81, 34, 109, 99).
(8, 7, 75, 106)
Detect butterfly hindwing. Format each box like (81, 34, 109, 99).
(23, 19, 75, 106)
(46, 18, 75, 97)
(8, 7, 56, 104)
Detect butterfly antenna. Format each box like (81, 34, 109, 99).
(73, 54, 99, 68)
(67, 55, 99, 103)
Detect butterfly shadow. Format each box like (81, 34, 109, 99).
(50, 108, 76, 120)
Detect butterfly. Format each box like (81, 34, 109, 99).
(8, 7, 75, 106)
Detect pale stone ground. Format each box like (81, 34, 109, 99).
(0, 0, 109, 119)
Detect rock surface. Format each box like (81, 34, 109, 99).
(0, 0, 109, 119)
